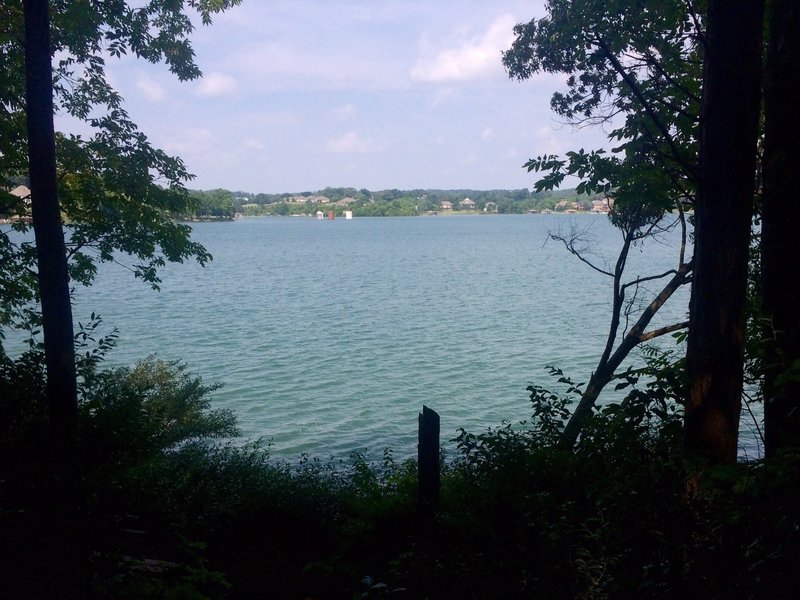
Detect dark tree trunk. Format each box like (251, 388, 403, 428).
(23, 0, 78, 433)
(685, 0, 764, 464)
(762, 0, 800, 456)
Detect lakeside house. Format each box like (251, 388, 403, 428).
(287, 195, 331, 204)
(10, 185, 31, 202)
(591, 199, 611, 213)
(555, 199, 577, 212)
(440, 200, 453, 210)
(0, 185, 31, 224)
(460, 197, 476, 210)
(1, 185, 32, 223)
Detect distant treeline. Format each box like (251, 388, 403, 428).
(185, 186, 604, 219)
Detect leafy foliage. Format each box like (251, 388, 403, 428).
(3, 349, 799, 598)
(504, 0, 702, 219)
(1, 1, 242, 357)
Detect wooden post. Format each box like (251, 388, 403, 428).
(418, 405, 440, 507)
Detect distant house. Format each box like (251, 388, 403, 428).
(440, 200, 453, 210)
(460, 197, 476, 210)
(10, 185, 31, 204)
(555, 199, 577, 212)
(3, 185, 32, 222)
(591, 199, 610, 213)
(288, 195, 331, 204)
(334, 197, 356, 207)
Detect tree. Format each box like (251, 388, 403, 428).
(191, 188, 236, 219)
(555, 212, 692, 448)
(22, 0, 77, 434)
(504, 0, 700, 445)
(1, 0, 242, 367)
(504, 0, 701, 198)
(684, 0, 764, 464)
(761, 0, 800, 456)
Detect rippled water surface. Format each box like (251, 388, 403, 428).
(63, 214, 694, 457)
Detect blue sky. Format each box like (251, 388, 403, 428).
(80, 1, 613, 193)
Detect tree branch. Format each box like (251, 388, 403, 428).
(621, 268, 679, 294)
(640, 320, 689, 342)
(684, 0, 707, 50)
(549, 229, 614, 277)
(644, 50, 701, 103)
(606, 259, 692, 371)
(592, 34, 698, 181)
(560, 258, 692, 448)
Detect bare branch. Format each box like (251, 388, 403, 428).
(606, 259, 692, 370)
(560, 258, 693, 448)
(640, 320, 689, 342)
(677, 201, 688, 266)
(548, 227, 614, 277)
(621, 268, 679, 293)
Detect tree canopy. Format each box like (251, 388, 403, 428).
(504, 0, 702, 217)
(1, 0, 241, 358)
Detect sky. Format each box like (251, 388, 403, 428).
(67, 1, 614, 194)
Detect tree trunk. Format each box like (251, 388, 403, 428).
(23, 0, 78, 433)
(685, 0, 764, 464)
(762, 0, 800, 456)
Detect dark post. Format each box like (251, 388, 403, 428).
(418, 405, 440, 507)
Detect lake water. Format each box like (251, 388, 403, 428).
(43, 213, 713, 459)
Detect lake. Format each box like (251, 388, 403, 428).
(40, 213, 717, 459)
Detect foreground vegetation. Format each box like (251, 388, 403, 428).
(3, 351, 799, 599)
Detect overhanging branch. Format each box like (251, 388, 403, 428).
(593, 34, 698, 181)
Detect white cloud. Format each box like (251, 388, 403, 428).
(428, 87, 459, 108)
(136, 75, 164, 102)
(245, 139, 266, 151)
(532, 126, 571, 156)
(163, 128, 215, 156)
(410, 14, 516, 83)
(231, 40, 407, 92)
(330, 104, 357, 120)
(481, 127, 496, 141)
(327, 132, 383, 154)
(196, 72, 238, 96)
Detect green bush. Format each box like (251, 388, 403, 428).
(3, 351, 800, 599)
